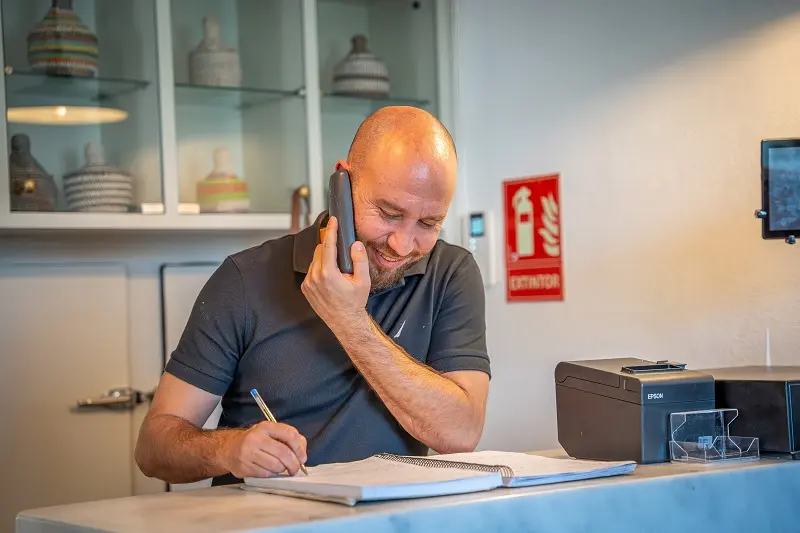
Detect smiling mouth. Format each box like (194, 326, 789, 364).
(376, 250, 404, 264)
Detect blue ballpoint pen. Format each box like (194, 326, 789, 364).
(250, 388, 308, 475)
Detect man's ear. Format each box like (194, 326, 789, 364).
(335, 159, 350, 171)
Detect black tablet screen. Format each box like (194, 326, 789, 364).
(767, 146, 800, 231)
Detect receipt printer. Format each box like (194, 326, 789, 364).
(555, 358, 715, 463)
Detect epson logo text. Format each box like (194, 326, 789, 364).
(647, 393, 664, 400)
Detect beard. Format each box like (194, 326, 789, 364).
(359, 236, 425, 292)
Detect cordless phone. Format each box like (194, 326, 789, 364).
(328, 169, 357, 274)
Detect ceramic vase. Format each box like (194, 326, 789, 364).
(197, 147, 250, 213)
(9, 134, 58, 212)
(189, 16, 241, 87)
(62, 143, 134, 213)
(27, 0, 99, 77)
(332, 35, 390, 98)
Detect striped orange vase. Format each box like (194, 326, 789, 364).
(197, 147, 250, 213)
(27, 0, 99, 77)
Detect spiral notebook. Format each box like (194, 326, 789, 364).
(242, 451, 636, 506)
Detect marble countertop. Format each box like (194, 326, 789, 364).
(16, 451, 800, 533)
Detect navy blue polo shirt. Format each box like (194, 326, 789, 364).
(164, 212, 491, 485)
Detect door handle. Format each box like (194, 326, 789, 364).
(75, 387, 155, 411)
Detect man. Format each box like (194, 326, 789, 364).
(135, 106, 491, 486)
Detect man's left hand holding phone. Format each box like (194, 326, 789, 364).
(301, 163, 371, 336)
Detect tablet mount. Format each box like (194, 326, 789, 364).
(754, 209, 796, 245)
(757, 138, 800, 245)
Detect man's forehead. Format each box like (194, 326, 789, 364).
(367, 194, 449, 223)
(356, 157, 455, 189)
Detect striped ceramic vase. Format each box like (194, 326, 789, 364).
(62, 143, 135, 213)
(197, 147, 250, 213)
(189, 16, 242, 87)
(27, 0, 99, 77)
(332, 35, 390, 98)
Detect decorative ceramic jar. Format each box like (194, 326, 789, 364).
(62, 143, 134, 213)
(189, 16, 241, 87)
(332, 35, 390, 98)
(27, 0, 99, 77)
(197, 147, 250, 213)
(9, 134, 57, 212)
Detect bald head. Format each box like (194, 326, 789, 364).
(345, 107, 457, 200)
(343, 106, 458, 291)
(348, 106, 456, 170)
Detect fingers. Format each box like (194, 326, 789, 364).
(306, 217, 335, 280)
(228, 421, 310, 479)
(243, 422, 307, 477)
(259, 439, 301, 475)
(351, 241, 370, 287)
(228, 452, 284, 479)
(322, 216, 339, 270)
(249, 453, 286, 477)
(309, 240, 323, 277)
(259, 422, 308, 463)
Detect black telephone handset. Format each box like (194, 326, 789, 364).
(328, 169, 357, 274)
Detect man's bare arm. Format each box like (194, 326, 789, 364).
(336, 312, 489, 454)
(134, 372, 307, 484)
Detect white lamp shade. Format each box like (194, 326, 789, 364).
(7, 105, 128, 125)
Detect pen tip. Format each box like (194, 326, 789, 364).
(250, 388, 257, 396)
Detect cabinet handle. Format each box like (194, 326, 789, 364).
(291, 185, 310, 233)
(75, 387, 155, 411)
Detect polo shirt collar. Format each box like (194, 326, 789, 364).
(292, 210, 430, 279)
(292, 211, 326, 274)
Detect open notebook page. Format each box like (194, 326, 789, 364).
(244, 455, 503, 504)
(430, 450, 636, 487)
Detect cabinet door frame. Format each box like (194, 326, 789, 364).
(302, 0, 325, 217)
(0, 2, 10, 218)
(154, 0, 180, 218)
(434, 0, 461, 245)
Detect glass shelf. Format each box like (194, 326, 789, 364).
(317, 0, 398, 5)
(4, 70, 150, 104)
(322, 92, 431, 111)
(174, 83, 304, 110)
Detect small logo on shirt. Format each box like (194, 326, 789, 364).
(393, 319, 406, 339)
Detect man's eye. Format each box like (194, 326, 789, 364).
(419, 220, 437, 229)
(381, 210, 402, 221)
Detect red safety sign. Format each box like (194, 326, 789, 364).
(503, 173, 564, 302)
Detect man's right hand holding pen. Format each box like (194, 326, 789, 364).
(135, 373, 308, 484)
(223, 421, 308, 479)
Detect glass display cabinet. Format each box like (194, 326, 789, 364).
(0, 0, 452, 232)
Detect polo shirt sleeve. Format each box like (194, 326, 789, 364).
(426, 252, 491, 378)
(163, 257, 248, 396)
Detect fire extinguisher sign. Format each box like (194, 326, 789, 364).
(503, 173, 563, 302)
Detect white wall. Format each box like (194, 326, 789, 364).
(454, 0, 800, 452)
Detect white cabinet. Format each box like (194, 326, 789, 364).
(0, 264, 134, 531)
(0, 0, 453, 232)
